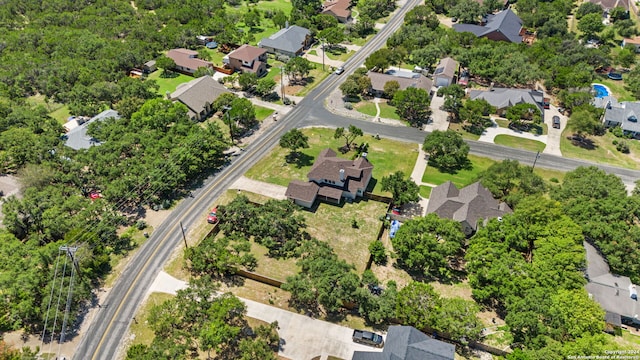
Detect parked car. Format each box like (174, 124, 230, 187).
(353, 329, 384, 348)
(552, 116, 561, 129)
(335, 66, 345, 75)
(207, 207, 218, 224)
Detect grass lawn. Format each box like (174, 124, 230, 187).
(201, 47, 227, 66)
(250, 241, 299, 281)
(303, 199, 389, 273)
(560, 130, 640, 170)
(308, 49, 318, 56)
(419, 185, 432, 198)
(129, 292, 175, 346)
(494, 134, 546, 152)
(596, 76, 635, 102)
(294, 62, 332, 96)
(448, 122, 480, 141)
(378, 101, 400, 119)
(147, 71, 193, 95)
(354, 101, 377, 117)
(611, 329, 640, 349)
(255, 105, 275, 120)
(244, 127, 418, 195)
(495, 118, 509, 128)
(325, 48, 355, 62)
(50, 105, 72, 125)
(421, 154, 496, 187)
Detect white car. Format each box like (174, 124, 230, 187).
(335, 66, 345, 75)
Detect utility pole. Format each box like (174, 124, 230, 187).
(320, 38, 326, 71)
(180, 221, 188, 249)
(222, 105, 234, 144)
(59, 246, 78, 344)
(531, 151, 541, 171)
(280, 66, 285, 102)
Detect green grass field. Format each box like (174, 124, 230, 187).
(448, 122, 480, 140)
(294, 62, 332, 96)
(147, 71, 193, 95)
(596, 77, 635, 102)
(50, 105, 72, 125)
(419, 185, 432, 198)
(494, 134, 546, 152)
(244, 127, 418, 195)
(129, 292, 175, 346)
(560, 130, 640, 170)
(421, 154, 496, 187)
(354, 101, 399, 120)
(255, 105, 275, 120)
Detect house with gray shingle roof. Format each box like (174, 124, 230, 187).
(64, 109, 120, 150)
(433, 57, 459, 87)
(169, 76, 230, 121)
(426, 181, 511, 236)
(352, 326, 455, 360)
(453, 8, 523, 43)
(468, 87, 545, 116)
(258, 25, 312, 58)
(584, 241, 639, 329)
(367, 71, 433, 97)
(285, 148, 373, 208)
(602, 101, 640, 138)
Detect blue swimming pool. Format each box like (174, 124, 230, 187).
(593, 84, 610, 98)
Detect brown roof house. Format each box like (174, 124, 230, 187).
(426, 181, 511, 236)
(433, 57, 459, 87)
(623, 36, 640, 52)
(587, 0, 630, 13)
(367, 71, 433, 97)
(166, 48, 214, 76)
(224, 44, 268, 77)
(285, 148, 373, 208)
(322, 0, 352, 23)
(169, 76, 230, 121)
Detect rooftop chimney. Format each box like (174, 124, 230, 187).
(339, 168, 345, 181)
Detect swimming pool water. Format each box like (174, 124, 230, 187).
(593, 84, 610, 98)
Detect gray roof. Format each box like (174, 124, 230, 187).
(426, 181, 512, 233)
(453, 8, 522, 43)
(433, 57, 458, 81)
(64, 109, 120, 150)
(353, 326, 455, 360)
(603, 101, 640, 134)
(468, 87, 544, 113)
(170, 76, 229, 119)
(259, 25, 310, 54)
(367, 71, 433, 93)
(593, 95, 618, 109)
(585, 241, 639, 322)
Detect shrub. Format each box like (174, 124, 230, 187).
(549, 177, 559, 183)
(369, 240, 387, 265)
(344, 102, 353, 110)
(616, 140, 630, 153)
(136, 220, 147, 230)
(611, 126, 624, 138)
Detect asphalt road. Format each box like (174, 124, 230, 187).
(73, 0, 640, 357)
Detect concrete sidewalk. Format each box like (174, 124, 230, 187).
(147, 271, 383, 360)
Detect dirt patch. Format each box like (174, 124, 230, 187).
(285, 85, 304, 96)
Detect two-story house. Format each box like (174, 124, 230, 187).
(285, 148, 373, 208)
(224, 44, 268, 77)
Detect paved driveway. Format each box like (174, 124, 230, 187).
(542, 105, 566, 156)
(147, 271, 383, 360)
(425, 90, 450, 131)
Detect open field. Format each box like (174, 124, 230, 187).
(244, 127, 418, 194)
(303, 199, 389, 273)
(421, 154, 496, 187)
(560, 130, 640, 170)
(494, 134, 546, 152)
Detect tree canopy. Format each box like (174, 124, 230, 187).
(422, 130, 470, 171)
(380, 171, 420, 206)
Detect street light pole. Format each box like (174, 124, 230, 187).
(222, 105, 234, 144)
(531, 151, 541, 171)
(280, 66, 285, 102)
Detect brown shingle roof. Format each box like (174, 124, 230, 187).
(228, 44, 267, 62)
(166, 48, 213, 71)
(322, 0, 351, 18)
(367, 72, 433, 93)
(588, 0, 629, 10)
(170, 76, 230, 118)
(624, 36, 640, 45)
(285, 180, 319, 203)
(318, 186, 344, 200)
(434, 57, 458, 80)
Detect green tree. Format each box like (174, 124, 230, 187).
(285, 57, 315, 84)
(475, 159, 546, 208)
(368, 240, 387, 265)
(318, 27, 345, 48)
(185, 232, 256, 278)
(279, 128, 310, 160)
(238, 72, 259, 92)
(229, 97, 257, 132)
(548, 289, 605, 341)
(395, 281, 441, 330)
(380, 171, 419, 206)
(422, 130, 470, 171)
(437, 85, 465, 120)
(577, 13, 605, 39)
(433, 298, 483, 344)
(617, 47, 636, 68)
(272, 10, 288, 29)
(449, 0, 484, 24)
(575, 2, 603, 19)
(383, 80, 400, 99)
(365, 48, 394, 72)
(333, 125, 363, 150)
(505, 103, 542, 127)
(155, 55, 176, 76)
(568, 105, 603, 140)
(393, 87, 432, 127)
(391, 213, 466, 277)
(254, 78, 276, 98)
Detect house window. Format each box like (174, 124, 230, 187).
(242, 60, 252, 67)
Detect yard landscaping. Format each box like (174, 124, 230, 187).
(147, 71, 193, 95)
(448, 122, 480, 141)
(494, 134, 546, 152)
(354, 100, 400, 120)
(596, 76, 635, 102)
(226, 0, 294, 46)
(129, 292, 176, 347)
(244, 127, 418, 195)
(560, 130, 640, 170)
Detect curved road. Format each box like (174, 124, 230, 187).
(73, 0, 640, 357)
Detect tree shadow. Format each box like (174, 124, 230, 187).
(284, 152, 314, 168)
(567, 135, 597, 150)
(433, 157, 473, 174)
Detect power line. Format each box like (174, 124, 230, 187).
(40, 251, 62, 350)
(47, 253, 68, 356)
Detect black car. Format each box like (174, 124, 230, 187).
(353, 330, 384, 348)
(552, 116, 561, 129)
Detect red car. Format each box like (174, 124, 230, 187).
(207, 207, 218, 224)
